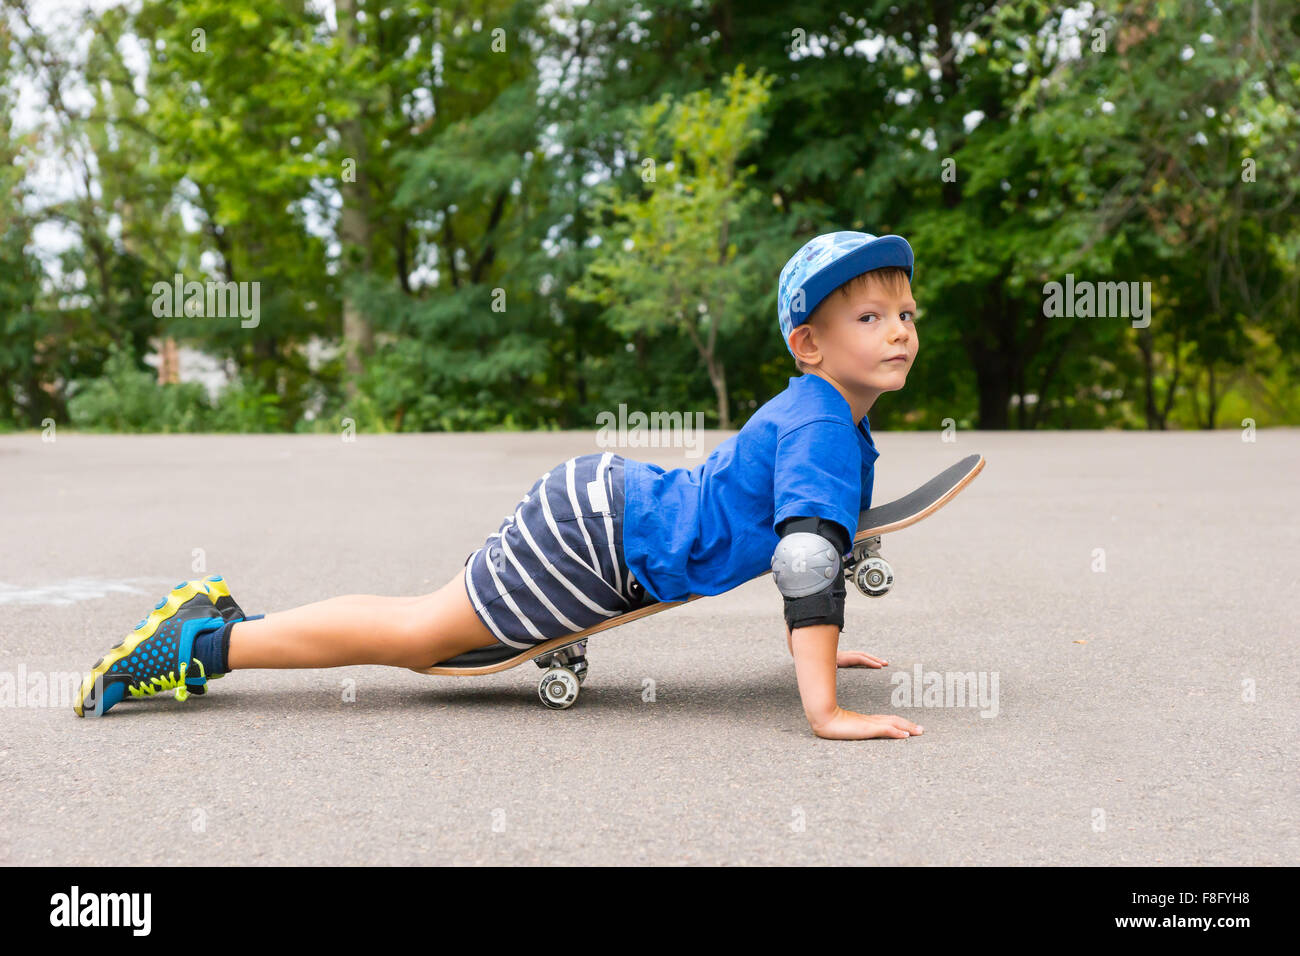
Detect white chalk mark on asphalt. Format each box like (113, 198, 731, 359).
(0, 579, 152, 606)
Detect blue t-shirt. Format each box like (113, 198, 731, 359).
(622, 373, 879, 603)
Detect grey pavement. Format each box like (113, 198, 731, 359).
(0, 429, 1296, 865)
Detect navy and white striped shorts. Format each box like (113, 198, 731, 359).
(463, 452, 653, 650)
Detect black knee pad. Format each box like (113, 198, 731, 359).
(784, 570, 846, 632)
(775, 515, 850, 632)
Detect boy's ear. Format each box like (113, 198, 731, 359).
(789, 323, 821, 368)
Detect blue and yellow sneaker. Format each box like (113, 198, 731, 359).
(204, 574, 247, 624)
(73, 575, 241, 718)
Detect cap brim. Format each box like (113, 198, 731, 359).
(793, 235, 915, 322)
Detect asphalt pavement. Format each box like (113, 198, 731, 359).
(1, 429, 1295, 864)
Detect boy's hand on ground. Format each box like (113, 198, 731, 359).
(788, 623, 914, 740)
(835, 649, 888, 668)
(811, 707, 923, 741)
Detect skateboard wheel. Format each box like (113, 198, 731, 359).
(853, 557, 894, 597)
(537, 667, 580, 709)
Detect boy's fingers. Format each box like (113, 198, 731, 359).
(888, 715, 923, 735)
(841, 651, 888, 667)
(873, 721, 910, 738)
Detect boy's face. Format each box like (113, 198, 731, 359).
(794, 274, 918, 396)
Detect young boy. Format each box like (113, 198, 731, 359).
(74, 230, 923, 741)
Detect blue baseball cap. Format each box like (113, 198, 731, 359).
(777, 231, 914, 358)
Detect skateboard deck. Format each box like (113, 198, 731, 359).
(416, 453, 985, 706)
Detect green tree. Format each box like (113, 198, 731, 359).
(571, 66, 773, 429)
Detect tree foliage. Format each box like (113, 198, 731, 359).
(1, 0, 1297, 433)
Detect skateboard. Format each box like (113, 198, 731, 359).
(417, 453, 985, 709)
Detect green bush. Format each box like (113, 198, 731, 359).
(67, 345, 212, 432)
(66, 345, 295, 432)
(207, 375, 285, 432)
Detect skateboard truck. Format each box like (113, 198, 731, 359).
(845, 535, 894, 598)
(533, 639, 588, 710)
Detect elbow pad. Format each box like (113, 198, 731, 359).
(772, 516, 850, 632)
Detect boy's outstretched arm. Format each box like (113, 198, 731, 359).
(773, 514, 919, 739)
(785, 623, 923, 740)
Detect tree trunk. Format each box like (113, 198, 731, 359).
(158, 337, 180, 385)
(681, 311, 730, 430)
(571, 315, 587, 417)
(1014, 368, 1027, 429)
(1138, 327, 1159, 429)
(337, 0, 374, 390)
(1189, 366, 1205, 428)
(976, 370, 1012, 429)
(962, 289, 1016, 430)
(1029, 329, 1074, 429)
(707, 356, 729, 430)
(1157, 325, 1182, 430)
(1204, 361, 1219, 429)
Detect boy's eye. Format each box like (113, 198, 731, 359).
(857, 312, 916, 323)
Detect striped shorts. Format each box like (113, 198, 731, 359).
(463, 452, 653, 650)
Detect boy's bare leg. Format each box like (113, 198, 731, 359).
(227, 566, 499, 671)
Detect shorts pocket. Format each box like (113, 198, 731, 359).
(554, 460, 618, 520)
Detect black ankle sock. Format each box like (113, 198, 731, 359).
(193, 613, 263, 676)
